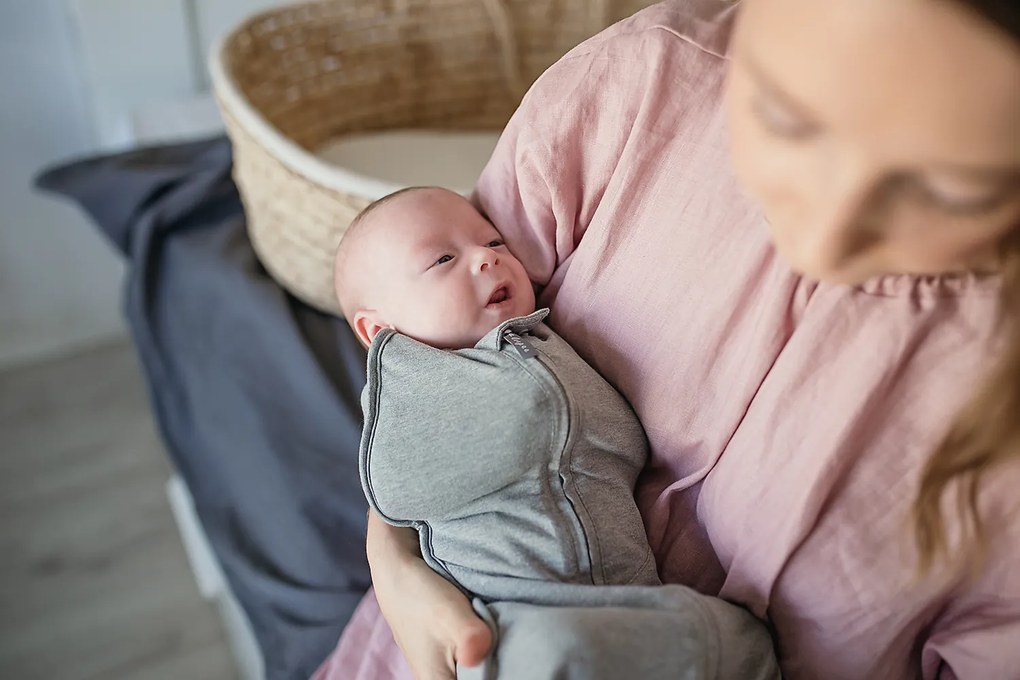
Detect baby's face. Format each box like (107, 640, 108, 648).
(356, 189, 535, 349)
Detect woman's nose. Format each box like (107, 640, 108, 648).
(805, 167, 886, 270)
(807, 208, 877, 271)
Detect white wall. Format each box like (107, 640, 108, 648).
(0, 0, 282, 368)
(0, 0, 125, 368)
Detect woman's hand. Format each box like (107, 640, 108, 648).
(367, 511, 493, 680)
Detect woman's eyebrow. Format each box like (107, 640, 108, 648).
(927, 165, 1020, 183)
(745, 53, 1020, 182)
(743, 52, 824, 124)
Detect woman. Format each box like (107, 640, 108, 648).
(317, 0, 1020, 677)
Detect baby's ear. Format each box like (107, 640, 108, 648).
(352, 309, 390, 347)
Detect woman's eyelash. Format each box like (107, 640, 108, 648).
(752, 97, 818, 140)
(435, 254, 453, 266)
(901, 178, 1008, 217)
(919, 187, 1006, 216)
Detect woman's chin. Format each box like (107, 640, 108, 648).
(805, 268, 873, 286)
(784, 255, 879, 286)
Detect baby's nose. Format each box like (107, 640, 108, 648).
(478, 252, 500, 272)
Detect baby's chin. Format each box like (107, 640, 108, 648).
(486, 300, 534, 326)
(409, 303, 536, 350)
(430, 309, 529, 349)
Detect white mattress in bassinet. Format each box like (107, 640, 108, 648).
(315, 130, 501, 197)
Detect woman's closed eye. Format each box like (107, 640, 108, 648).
(751, 95, 820, 141)
(432, 254, 454, 267)
(912, 178, 1015, 217)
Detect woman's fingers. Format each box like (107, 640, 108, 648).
(409, 646, 457, 680)
(388, 614, 457, 680)
(436, 596, 492, 668)
(366, 513, 492, 678)
(453, 621, 493, 668)
(405, 617, 489, 680)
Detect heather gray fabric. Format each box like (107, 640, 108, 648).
(463, 585, 779, 680)
(360, 310, 781, 679)
(361, 309, 659, 597)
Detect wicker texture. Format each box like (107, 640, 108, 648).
(212, 0, 655, 314)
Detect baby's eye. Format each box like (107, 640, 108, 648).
(486, 240, 504, 248)
(435, 254, 453, 266)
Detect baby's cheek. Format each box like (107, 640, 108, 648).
(434, 305, 476, 346)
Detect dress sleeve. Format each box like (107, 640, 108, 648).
(924, 596, 1020, 680)
(920, 487, 1020, 680)
(472, 35, 647, 290)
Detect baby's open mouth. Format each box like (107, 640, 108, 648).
(487, 285, 511, 307)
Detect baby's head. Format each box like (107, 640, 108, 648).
(334, 186, 536, 349)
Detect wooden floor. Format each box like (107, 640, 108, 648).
(0, 339, 238, 680)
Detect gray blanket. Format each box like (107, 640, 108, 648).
(36, 138, 370, 680)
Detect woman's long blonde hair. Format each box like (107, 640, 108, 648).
(913, 231, 1020, 573)
(910, 1, 1020, 573)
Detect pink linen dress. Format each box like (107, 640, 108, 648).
(315, 2, 1019, 678)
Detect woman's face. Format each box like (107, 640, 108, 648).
(727, 0, 1020, 284)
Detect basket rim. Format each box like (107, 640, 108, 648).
(208, 2, 409, 201)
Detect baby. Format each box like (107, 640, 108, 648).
(334, 187, 779, 680)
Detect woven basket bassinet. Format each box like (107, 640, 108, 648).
(210, 0, 655, 314)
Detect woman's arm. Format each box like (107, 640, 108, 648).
(923, 592, 1020, 679)
(473, 40, 637, 293)
(366, 511, 492, 679)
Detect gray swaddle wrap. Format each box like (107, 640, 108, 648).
(361, 309, 659, 598)
(360, 310, 780, 680)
